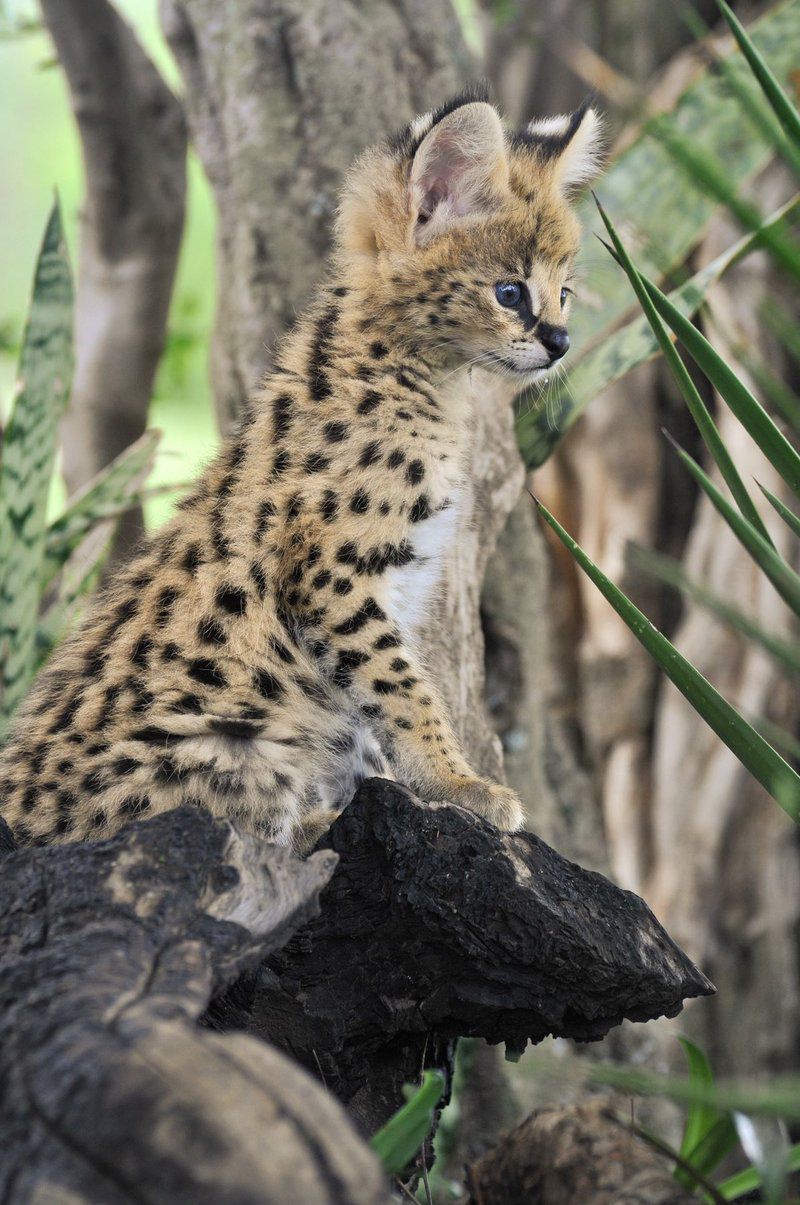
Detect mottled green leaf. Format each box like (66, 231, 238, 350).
(0, 200, 73, 734)
(42, 429, 161, 586)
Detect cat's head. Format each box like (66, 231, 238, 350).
(336, 85, 603, 383)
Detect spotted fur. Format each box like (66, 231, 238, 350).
(0, 90, 602, 851)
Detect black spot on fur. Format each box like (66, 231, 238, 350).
(374, 632, 401, 650)
(312, 569, 332, 589)
(333, 598, 386, 636)
(198, 616, 227, 646)
(309, 305, 339, 401)
(114, 756, 140, 777)
(250, 562, 268, 598)
(359, 440, 381, 467)
(323, 420, 349, 443)
(210, 717, 263, 739)
(270, 636, 295, 664)
(369, 340, 388, 359)
(373, 679, 399, 695)
(305, 452, 330, 473)
(406, 459, 425, 485)
(350, 488, 370, 514)
(273, 393, 294, 440)
(121, 795, 151, 818)
(332, 647, 371, 689)
(287, 492, 304, 521)
(357, 390, 382, 416)
(188, 659, 228, 688)
(321, 490, 338, 523)
(409, 494, 431, 523)
(155, 586, 179, 626)
(182, 543, 203, 573)
(216, 585, 248, 615)
(334, 577, 353, 596)
(387, 449, 405, 469)
(272, 448, 291, 477)
(253, 668, 284, 701)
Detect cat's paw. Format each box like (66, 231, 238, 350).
(291, 806, 342, 856)
(433, 779, 524, 832)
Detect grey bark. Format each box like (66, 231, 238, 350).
(42, 0, 187, 561)
(0, 806, 391, 1204)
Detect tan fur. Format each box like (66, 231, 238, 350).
(0, 90, 602, 851)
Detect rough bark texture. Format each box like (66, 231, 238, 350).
(0, 806, 392, 1204)
(43, 0, 187, 562)
(159, 0, 473, 432)
(230, 779, 712, 1134)
(469, 1099, 698, 1205)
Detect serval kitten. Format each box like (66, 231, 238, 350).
(0, 87, 602, 852)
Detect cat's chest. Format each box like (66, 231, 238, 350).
(385, 469, 466, 633)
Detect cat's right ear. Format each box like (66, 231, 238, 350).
(408, 102, 509, 245)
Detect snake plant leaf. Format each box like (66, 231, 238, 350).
(716, 0, 800, 151)
(758, 481, 800, 540)
(515, 0, 800, 466)
(628, 543, 800, 673)
(667, 435, 800, 620)
(535, 496, 800, 819)
(640, 274, 800, 498)
(0, 200, 73, 735)
(370, 1069, 445, 1175)
(37, 524, 113, 670)
(42, 429, 161, 586)
(594, 197, 772, 543)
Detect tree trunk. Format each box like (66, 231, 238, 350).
(43, 0, 187, 563)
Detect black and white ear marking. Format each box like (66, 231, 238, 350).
(524, 101, 604, 191)
(409, 101, 509, 243)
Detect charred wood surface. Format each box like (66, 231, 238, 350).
(241, 779, 714, 1132)
(0, 807, 388, 1204)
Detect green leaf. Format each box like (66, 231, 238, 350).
(629, 544, 800, 674)
(758, 481, 800, 540)
(42, 429, 161, 586)
(667, 436, 800, 619)
(370, 1069, 445, 1176)
(676, 1039, 737, 1186)
(677, 1038, 717, 1176)
(534, 495, 800, 820)
(594, 197, 772, 544)
(716, 0, 800, 152)
(36, 525, 114, 669)
(719, 1142, 800, 1199)
(741, 351, 800, 434)
(514, 0, 800, 465)
(649, 117, 800, 279)
(0, 200, 73, 735)
(640, 273, 800, 499)
(517, 194, 800, 467)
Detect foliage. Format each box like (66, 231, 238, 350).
(537, 0, 800, 822)
(516, 0, 800, 467)
(369, 1069, 445, 1177)
(0, 201, 160, 738)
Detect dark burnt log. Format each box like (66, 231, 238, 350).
(467, 1099, 698, 1205)
(0, 807, 390, 1204)
(242, 778, 714, 1133)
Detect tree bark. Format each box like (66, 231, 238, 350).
(0, 805, 393, 1204)
(43, 0, 187, 562)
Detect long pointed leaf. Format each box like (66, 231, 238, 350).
(595, 197, 772, 543)
(716, 0, 800, 151)
(535, 496, 800, 818)
(641, 274, 800, 498)
(758, 481, 800, 540)
(0, 201, 73, 734)
(720, 1142, 800, 1200)
(667, 436, 800, 618)
(517, 194, 800, 467)
(741, 352, 800, 434)
(677, 1038, 719, 1179)
(629, 543, 800, 674)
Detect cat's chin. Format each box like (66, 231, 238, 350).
(481, 352, 549, 387)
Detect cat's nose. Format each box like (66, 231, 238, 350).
(538, 323, 570, 361)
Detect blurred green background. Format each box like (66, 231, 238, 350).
(0, 0, 219, 524)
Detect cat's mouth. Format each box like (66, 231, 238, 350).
(484, 351, 549, 382)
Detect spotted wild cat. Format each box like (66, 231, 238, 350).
(0, 86, 602, 851)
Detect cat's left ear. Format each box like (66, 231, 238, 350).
(526, 102, 604, 191)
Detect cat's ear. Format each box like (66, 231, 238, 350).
(408, 101, 509, 244)
(525, 102, 604, 191)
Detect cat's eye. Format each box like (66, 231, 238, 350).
(495, 282, 523, 308)
(560, 286, 572, 308)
